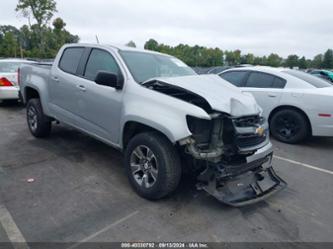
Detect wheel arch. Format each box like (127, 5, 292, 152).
(24, 86, 40, 103)
(268, 105, 312, 135)
(122, 121, 175, 150)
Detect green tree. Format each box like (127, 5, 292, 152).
(267, 53, 282, 67)
(16, 0, 57, 27)
(52, 17, 66, 30)
(311, 54, 323, 68)
(16, 0, 57, 56)
(0, 21, 79, 58)
(51, 17, 79, 53)
(143, 39, 224, 67)
(208, 48, 224, 66)
(0, 32, 19, 57)
(144, 39, 159, 51)
(126, 41, 136, 48)
(285, 55, 299, 68)
(298, 56, 307, 69)
(241, 53, 254, 65)
(322, 49, 333, 69)
(225, 50, 241, 65)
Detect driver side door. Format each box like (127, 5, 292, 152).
(75, 48, 124, 144)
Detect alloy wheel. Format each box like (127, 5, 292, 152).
(130, 145, 158, 188)
(27, 105, 38, 132)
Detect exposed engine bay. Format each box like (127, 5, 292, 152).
(144, 80, 286, 206)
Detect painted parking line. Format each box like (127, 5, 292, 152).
(274, 155, 333, 175)
(0, 205, 29, 249)
(68, 210, 139, 249)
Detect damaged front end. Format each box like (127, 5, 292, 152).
(182, 113, 286, 207)
(143, 78, 286, 206)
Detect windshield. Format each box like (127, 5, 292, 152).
(119, 50, 196, 83)
(283, 70, 332, 88)
(0, 62, 22, 73)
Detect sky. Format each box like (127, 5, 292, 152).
(1, 0, 333, 58)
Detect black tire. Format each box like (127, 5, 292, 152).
(124, 132, 182, 200)
(26, 98, 51, 138)
(270, 109, 309, 144)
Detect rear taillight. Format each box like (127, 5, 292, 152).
(0, 77, 14, 87)
(17, 68, 21, 85)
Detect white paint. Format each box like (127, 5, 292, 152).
(274, 155, 333, 175)
(0, 205, 29, 249)
(67, 210, 139, 249)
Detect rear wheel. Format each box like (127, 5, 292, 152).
(26, 98, 51, 138)
(270, 109, 309, 144)
(124, 132, 182, 200)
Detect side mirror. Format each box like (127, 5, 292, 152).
(95, 71, 124, 90)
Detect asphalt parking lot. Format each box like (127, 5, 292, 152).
(0, 103, 332, 244)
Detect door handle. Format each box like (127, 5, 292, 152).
(77, 85, 86, 92)
(268, 93, 277, 97)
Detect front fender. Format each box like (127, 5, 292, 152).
(120, 114, 190, 148)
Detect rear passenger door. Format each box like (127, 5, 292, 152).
(241, 71, 286, 117)
(75, 48, 124, 143)
(50, 47, 85, 125)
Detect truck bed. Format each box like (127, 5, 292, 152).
(19, 63, 53, 104)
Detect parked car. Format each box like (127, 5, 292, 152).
(309, 70, 333, 83)
(219, 66, 333, 143)
(0, 59, 35, 103)
(19, 44, 286, 206)
(206, 66, 232, 74)
(207, 65, 254, 75)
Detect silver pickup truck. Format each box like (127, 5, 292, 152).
(19, 44, 286, 206)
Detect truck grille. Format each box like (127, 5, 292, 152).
(232, 115, 267, 149)
(235, 134, 266, 148)
(233, 115, 263, 127)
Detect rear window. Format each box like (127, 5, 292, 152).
(220, 71, 247, 87)
(272, 77, 287, 88)
(283, 70, 331, 88)
(59, 47, 84, 74)
(0, 62, 21, 73)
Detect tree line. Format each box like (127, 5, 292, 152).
(0, 0, 78, 59)
(144, 39, 333, 69)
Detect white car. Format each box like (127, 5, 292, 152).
(219, 66, 333, 143)
(0, 59, 35, 102)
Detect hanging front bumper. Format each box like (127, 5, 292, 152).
(197, 143, 287, 207)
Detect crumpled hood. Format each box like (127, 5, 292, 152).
(147, 74, 261, 117)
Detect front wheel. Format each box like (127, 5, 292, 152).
(26, 98, 52, 138)
(270, 109, 309, 144)
(124, 132, 182, 200)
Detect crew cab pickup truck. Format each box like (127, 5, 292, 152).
(19, 44, 286, 206)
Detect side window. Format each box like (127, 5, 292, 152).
(84, 49, 120, 81)
(220, 71, 247, 87)
(59, 47, 84, 74)
(272, 77, 287, 88)
(245, 72, 274, 88)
